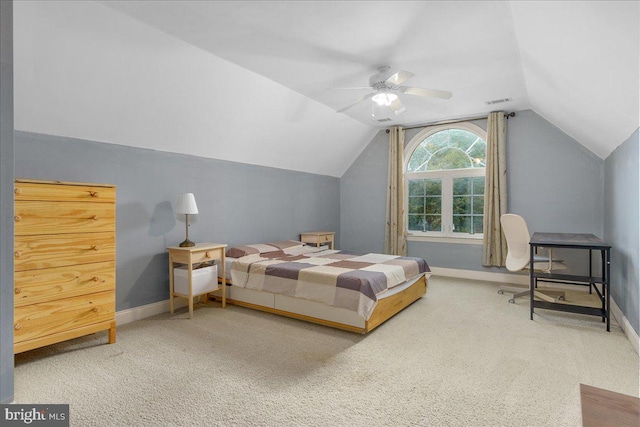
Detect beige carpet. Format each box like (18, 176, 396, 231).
(13, 276, 639, 426)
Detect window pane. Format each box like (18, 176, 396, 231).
(427, 148, 472, 170)
(453, 196, 471, 214)
(425, 179, 442, 195)
(472, 177, 485, 194)
(408, 129, 487, 173)
(408, 215, 424, 231)
(408, 214, 442, 232)
(425, 196, 441, 214)
(408, 180, 426, 196)
(473, 216, 484, 234)
(469, 141, 487, 168)
(453, 177, 470, 195)
(425, 215, 441, 232)
(408, 197, 424, 214)
(449, 129, 477, 151)
(453, 215, 471, 234)
(473, 196, 484, 214)
(407, 146, 430, 172)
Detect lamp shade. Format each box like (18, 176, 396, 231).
(175, 193, 199, 215)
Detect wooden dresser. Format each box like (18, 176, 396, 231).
(13, 179, 116, 353)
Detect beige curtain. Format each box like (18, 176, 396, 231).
(384, 126, 407, 256)
(482, 112, 508, 267)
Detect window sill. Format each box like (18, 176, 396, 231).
(406, 235, 483, 245)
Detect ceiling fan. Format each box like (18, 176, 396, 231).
(335, 66, 452, 120)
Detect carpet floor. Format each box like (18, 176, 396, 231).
(13, 276, 640, 426)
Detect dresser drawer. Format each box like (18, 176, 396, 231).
(15, 201, 115, 236)
(14, 232, 115, 271)
(14, 261, 115, 307)
(15, 181, 115, 203)
(14, 291, 115, 344)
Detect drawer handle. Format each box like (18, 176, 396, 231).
(205, 251, 212, 258)
(14, 288, 21, 294)
(14, 215, 21, 222)
(89, 191, 98, 198)
(14, 251, 22, 258)
(14, 188, 22, 195)
(14, 323, 21, 330)
(92, 215, 99, 221)
(91, 245, 99, 251)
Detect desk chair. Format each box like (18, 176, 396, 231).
(498, 214, 566, 303)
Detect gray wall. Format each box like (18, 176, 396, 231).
(604, 129, 639, 334)
(15, 131, 340, 311)
(340, 130, 388, 254)
(340, 110, 605, 275)
(0, 0, 14, 404)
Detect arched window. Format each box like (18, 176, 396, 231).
(405, 123, 487, 239)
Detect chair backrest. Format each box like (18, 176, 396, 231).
(500, 213, 531, 272)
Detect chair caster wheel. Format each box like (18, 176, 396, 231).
(508, 299, 515, 303)
(559, 296, 565, 301)
(498, 290, 504, 295)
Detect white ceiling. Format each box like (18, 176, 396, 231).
(98, 0, 639, 159)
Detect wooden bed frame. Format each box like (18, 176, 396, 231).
(214, 274, 427, 334)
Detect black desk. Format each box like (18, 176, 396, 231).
(529, 233, 611, 331)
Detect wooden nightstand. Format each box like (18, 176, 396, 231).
(167, 243, 227, 319)
(300, 231, 335, 249)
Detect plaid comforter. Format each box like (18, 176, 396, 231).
(230, 249, 430, 320)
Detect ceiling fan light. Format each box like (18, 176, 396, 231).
(372, 92, 398, 106)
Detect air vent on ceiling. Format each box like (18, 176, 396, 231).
(485, 97, 512, 105)
(376, 118, 393, 122)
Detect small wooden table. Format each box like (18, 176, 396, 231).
(300, 231, 335, 249)
(581, 383, 639, 427)
(167, 243, 226, 319)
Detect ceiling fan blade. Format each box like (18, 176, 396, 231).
(337, 93, 375, 113)
(385, 70, 414, 86)
(400, 86, 452, 99)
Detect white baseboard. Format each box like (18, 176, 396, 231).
(431, 267, 639, 355)
(609, 296, 640, 355)
(115, 298, 188, 326)
(430, 266, 529, 285)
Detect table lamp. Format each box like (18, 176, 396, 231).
(175, 193, 198, 247)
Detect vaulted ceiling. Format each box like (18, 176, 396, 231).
(13, 1, 639, 177)
(99, 0, 640, 158)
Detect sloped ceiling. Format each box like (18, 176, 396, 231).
(14, 1, 640, 178)
(100, 0, 640, 157)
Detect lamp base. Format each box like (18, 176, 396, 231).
(179, 239, 196, 247)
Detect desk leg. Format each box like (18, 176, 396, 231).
(588, 249, 593, 294)
(604, 248, 610, 332)
(530, 244, 535, 321)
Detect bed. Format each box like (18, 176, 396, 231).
(215, 240, 429, 334)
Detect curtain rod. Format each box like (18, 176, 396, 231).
(386, 112, 516, 133)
